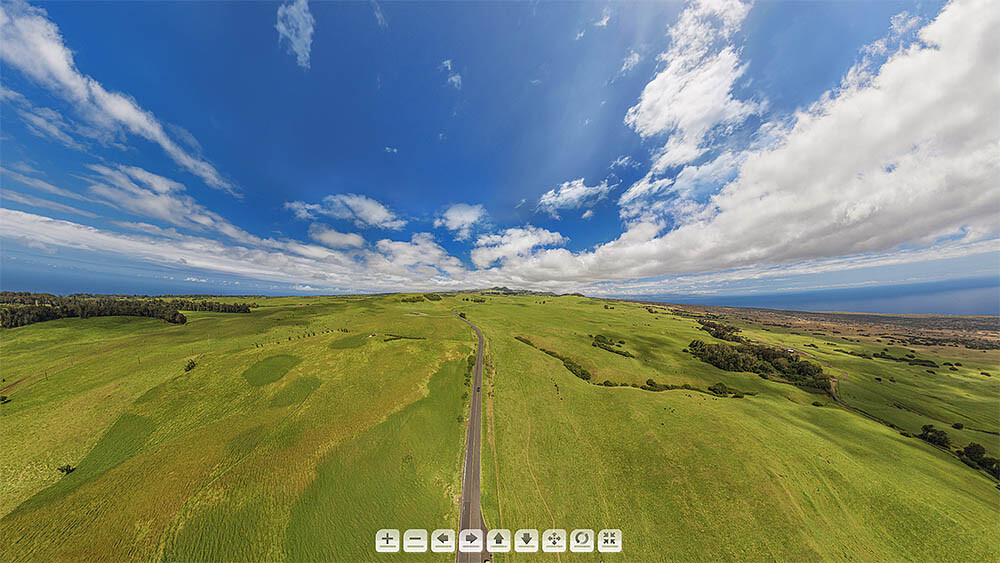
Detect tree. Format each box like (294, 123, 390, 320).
(918, 424, 951, 447)
(57, 464, 75, 475)
(185, 359, 196, 372)
(962, 442, 986, 462)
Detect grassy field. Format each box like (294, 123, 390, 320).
(2, 292, 998, 561)
(464, 295, 999, 561)
(1, 297, 472, 561)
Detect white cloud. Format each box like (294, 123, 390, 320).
(284, 193, 406, 230)
(185, 276, 207, 283)
(434, 203, 487, 240)
(537, 178, 614, 219)
(471, 226, 567, 269)
(619, 50, 641, 74)
(594, 6, 611, 27)
(513, 0, 1000, 284)
(610, 155, 640, 169)
(624, 0, 761, 172)
(581, 209, 594, 220)
(276, 0, 315, 69)
(575, 30, 586, 40)
(1, 166, 91, 202)
(83, 163, 263, 245)
(370, 0, 388, 29)
(440, 59, 462, 89)
(0, 1, 236, 194)
(308, 223, 365, 249)
(384, 146, 398, 153)
(370, 232, 465, 278)
(1, 189, 97, 218)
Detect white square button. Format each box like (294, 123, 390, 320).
(542, 529, 567, 552)
(487, 529, 511, 552)
(514, 529, 539, 552)
(458, 529, 484, 553)
(571, 529, 595, 552)
(403, 529, 427, 552)
(598, 529, 622, 553)
(375, 529, 400, 552)
(431, 529, 455, 552)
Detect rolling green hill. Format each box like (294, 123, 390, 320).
(1, 293, 997, 561)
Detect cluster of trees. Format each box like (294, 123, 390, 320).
(958, 442, 1000, 478)
(708, 382, 744, 397)
(687, 339, 830, 391)
(400, 295, 425, 303)
(592, 334, 634, 358)
(917, 426, 1000, 478)
(918, 424, 951, 447)
(872, 350, 938, 367)
(0, 292, 251, 328)
(513, 335, 591, 380)
(697, 319, 745, 343)
(383, 334, 425, 342)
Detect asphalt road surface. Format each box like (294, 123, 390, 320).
(453, 311, 489, 563)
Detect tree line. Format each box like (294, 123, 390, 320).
(0, 292, 251, 328)
(687, 339, 830, 391)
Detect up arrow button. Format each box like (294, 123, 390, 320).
(487, 529, 511, 552)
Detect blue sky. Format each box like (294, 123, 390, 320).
(0, 0, 997, 309)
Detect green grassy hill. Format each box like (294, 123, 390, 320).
(1, 293, 997, 561)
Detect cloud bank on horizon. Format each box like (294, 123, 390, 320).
(0, 0, 997, 296)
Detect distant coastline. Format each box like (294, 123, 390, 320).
(622, 276, 1000, 316)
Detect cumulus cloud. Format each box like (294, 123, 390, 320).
(440, 59, 462, 89)
(434, 203, 487, 240)
(370, 232, 465, 278)
(624, 0, 761, 172)
(619, 49, 641, 74)
(276, 0, 315, 69)
(308, 223, 365, 249)
(470, 226, 567, 269)
(0, 1, 236, 194)
(537, 178, 615, 219)
(384, 146, 398, 153)
(284, 193, 406, 230)
(517, 0, 1000, 283)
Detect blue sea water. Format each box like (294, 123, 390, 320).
(629, 277, 1000, 316)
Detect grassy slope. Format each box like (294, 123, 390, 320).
(2, 293, 998, 561)
(464, 295, 1000, 561)
(1, 297, 469, 561)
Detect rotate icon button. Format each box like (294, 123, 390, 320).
(571, 529, 595, 552)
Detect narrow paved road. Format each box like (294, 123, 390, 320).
(453, 311, 489, 563)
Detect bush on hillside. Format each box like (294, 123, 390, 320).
(918, 424, 951, 447)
